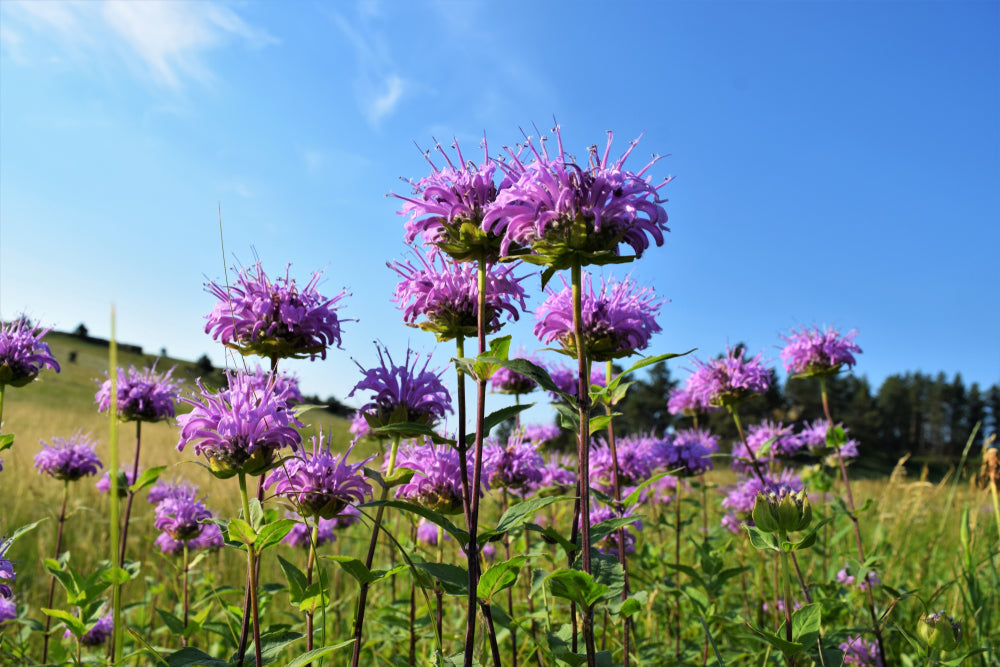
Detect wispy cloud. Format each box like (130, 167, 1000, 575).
(1, 0, 276, 89)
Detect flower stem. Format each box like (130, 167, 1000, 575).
(118, 421, 143, 568)
(779, 532, 795, 667)
(351, 435, 401, 667)
(675, 483, 683, 661)
(42, 481, 70, 664)
(604, 360, 631, 667)
(305, 522, 318, 666)
(728, 407, 769, 488)
(819, 377, 886, 666)
(238, 473, 263, 667)
(182, 541, 190, 647)
(571, 260, 597, 667)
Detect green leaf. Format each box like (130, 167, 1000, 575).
(285, 640, 358, 667)
(325, 555, 377, 585)
(373, 422, 455, 445)
(255, 518, 297, 551)
(621, 471, 672, 507)
(248, 498, 265, 531)
(546, 569, 609, 609)
(277, 555, 307, 603)
(297, 582, 330, 613)
(490, 496, 568, 537)
(251, 629, 305, 663)
(164, 646, 230, 667)
(412, 562, 469, 596)
(539, 266, 558, 291)
(44, 559, 80, 600)
(477, 403, 534, 441)
(524, 522, 577, 553)
(8, 518, 45, 543)
(101, 566, 131, 585)
(477, 556, 526, 602)
(364, 500, 469, 546)
(130, 465, 167, 493)
(743, 525, 780, 552)
(41, 608, 86, 637)
(618, 597, 643, 618)
(228, 519, 256, 546)
(0, 433, 13, 451)
(746, 621, 804, 654)
(606, 350, 696, 394)
(157, 608, 187, 635)
(787, 517, 832, 551)
(587, 414, 618, 433)
(791, 603, 821, 642)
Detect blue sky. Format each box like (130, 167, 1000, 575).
(1, 1, 998, 426)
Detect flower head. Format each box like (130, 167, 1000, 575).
(483, 431, 545, 493)
(667, 384, 717, 416)
(522, 423, 562, 445)
(0, 596, 15, 624)
(205, 262, 349, 361)
(0, 533, 15, 599)
(95, 363, 179, 422)
(489, 349, 540, 395)
(265, 431, 372, 519)
(731, 420, 804, 473)
(683, 347, 772, 409)
(534, 274, 663, 362)
(34, 432, 103, 482)
(532, 454, 576, 494)
(660, 428, 715, 477)
(153, 485, 212, 542)
(154, 525, 224, 555)
(176, 371, 302, 478)
(720, 469, 803, 533)
(394, 440, 469, 514)
(389, 250, 527, 342)
(349, 411, 374, 443)
(836, 564, 882, 591)
(349, 345, 452, 430)
(281, 514, 339, 549)
(591, 434, 662, 492)
(67, 611, 113, 647)
(484, 127, 670, 269)
(587, 504, 642, 558)
(147, 479, 198, 505)
(839, 635, 883, 666)
(547, 363, 607, 403)
(0, 316, 60, 387)
(95, 468, 138, 498)
(395, 137, 512, 262)
(781, 325, 861, 377)
(240, 365, 303, 405)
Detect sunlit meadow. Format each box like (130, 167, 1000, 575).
(1, 126, 998, 667)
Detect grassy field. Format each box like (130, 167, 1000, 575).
(1, 334, 998, 666)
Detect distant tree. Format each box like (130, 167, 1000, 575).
(614, 361, 678, 436)
(194, 354, 214, 375)
(160, 347, 168, 357)
(966, 383, 987, 449)
(73, 323, 89, 338)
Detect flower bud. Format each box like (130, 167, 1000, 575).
(776, 490, 812, 532)
(919, 611, 961, 651)
(751, 492, 781, 533)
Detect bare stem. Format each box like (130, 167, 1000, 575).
(41, 482, 70, 665)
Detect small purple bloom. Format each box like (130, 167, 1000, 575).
(490, 349, 540, 395)
(349, 411, 374, 443)
(836, 564, 881, 591)
(205, 262, 349, 361)
(416, 519, 447, 546)
(95, 467, 138, 498)
(683, 347, 772, 409)
(547, 363, 607, 403)
(839, 635, 883, 666)
(591, 434, 662, 492)
(0, 316, 60, 387)
(781, 325, 862, 377)
(532, 454, 576, 493)
(389, 250, 527, 342)
(522, 423, 562, 445)
(730, 420, 804, 473)
(483, 432, 545, 493)
(395, 137, 511, 262)
(394, 440, 469, 514)
(661, 428, 715, 477)
(281, 514, 338, 549)
(34, 432, 103, 482)
(176, 371, 302, 478)
(95, 363, 179, 422)
(587, 504, 642, 558)
(265, 431, 372, 520)
(147, 479, 198, 505)
(667, 385, 716, 416)
(154, 524, 224, 555)
(534, 273, 663, 362)
(485, 127, 671, 269)
(0, 596, 15, 624)
(153, 487, 212, 542)
(0, 533, 14, 599)
(66, 611, 113, 646)
(349, 345, 452, 429)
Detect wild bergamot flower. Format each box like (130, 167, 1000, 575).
(780, 325, 861, 378)
(349, 344, 452, 430)
(683, 346, 772, 409)
(0, 316, 60, 388)
(34, 432, 103, 482)
(95, 363, 179, 423)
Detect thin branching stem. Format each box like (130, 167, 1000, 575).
(41, 481, 69, 665)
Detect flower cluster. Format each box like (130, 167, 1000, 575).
(587, 504, 642, 558)
(150, 481, 223, 555)
(666, 384, 715, 416)
(205, 262, 348, 361)
(0, 533, 15, 624)
(34, 432, 103, 482)
(177, 372, 302, 478)
(95, 468, 138, 498)
(781, 325, 861, 377)
(483, 431, 544, 493)
(730, 420, 804, 473)
(533, 454, 576, 494)
(836, 564, 882, 592)
(682, 347, 772, 409)
(265, 432, 372, 520)
(349, 345, 452, 429)
(484, 127, 670, 269)
(522, 423, 561, 445)
(591, 434, 662, 492)
(534, 274, 663, 362)
(548, 364, 607, 402)
(281, 508, 359, 549)
(660, 428, 715, 477)
(839, 635, 883, 666)
(393, 440, 469, 514)
(389, 250, 527, 341)
(96, 363, 179, 422)
(489, 349, 540, 395)
(0, 316, 60, 388)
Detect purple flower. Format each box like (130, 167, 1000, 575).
(484, 126, 670, 269)
(660, 428, 715, 477)
(176, 371, 302, 478)
(155, 524, 224, 555)
(547, 363, 607, 402)
(95, 467, 138, 498)
(282, 518, 329, 549)
(683, 347, 772, 409)
(95, 363, 179, 422)
(240, 365, 304, 405)
(389, 250, 527, 342)
(483, 432, 545, 493)
(0, 316, 60, 387)
(730, 420, 804, 473)
(720, 470, 803, 533)
(147, 479, 198, 505)
(349, 345, 452, 429)
(522, 423, 562, 445)
(349, 411, 374, 443)
(0, 596, 15, 624)
(836, 564, 882, 591)
(265, 431, 372, 520)
(490, 349, 540, 395)
(839, 635, 883, 666)
(0, 533, 14, 599)
(34, 432, 103, 482)
(667, 385, 716, 416)
(153, 487, 212, 542)
(781, 325, 861, 377)
(533, 454, 576, 493)
(587, 504, 642, 558)
(534, 274, 663, 362)
(798, 420, 861, 463)
(591, 434, 662, 492)
(205, 262, 349, 361)
(416, 518, 447, 546)
(394, 440, 468, 514)
(395, 137, 512, 262)
(67, 611, 113, 647)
